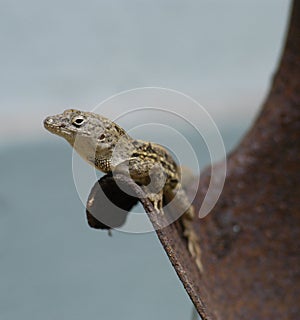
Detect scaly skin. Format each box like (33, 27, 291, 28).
(44, 109, 203, 272)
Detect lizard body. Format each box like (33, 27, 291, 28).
(44, 109, 203, 271)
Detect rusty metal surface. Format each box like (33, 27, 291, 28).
(188, 1, 299, 318)
(86, 2, 299, 319)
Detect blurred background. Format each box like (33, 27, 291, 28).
(0, 0, 291, 319)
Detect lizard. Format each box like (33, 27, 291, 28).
(44, 109, 203, 272)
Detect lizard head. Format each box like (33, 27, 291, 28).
(44, 109, 132, 171)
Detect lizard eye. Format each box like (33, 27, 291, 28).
(98, 133, 106, 141)
(72, 115, 85, 127)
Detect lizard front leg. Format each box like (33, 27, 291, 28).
(129, 158, 167, 215)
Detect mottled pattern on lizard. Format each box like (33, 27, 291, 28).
(44, 109, 203, 272)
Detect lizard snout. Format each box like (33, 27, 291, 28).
(44, 117, 54, 126)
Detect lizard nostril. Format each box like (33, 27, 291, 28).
(44, 117, 53, 127)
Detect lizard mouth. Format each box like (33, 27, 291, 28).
(43, 117, 72, 137)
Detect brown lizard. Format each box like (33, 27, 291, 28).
(44, 109, 203, 272)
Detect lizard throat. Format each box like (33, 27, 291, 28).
(94, 157, 112, 173)
(85, 155, 112, 173)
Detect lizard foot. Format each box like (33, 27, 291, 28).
(147, 193, 164, 214)
(181, 212, 203, 273)
(142, 187, 164, 214)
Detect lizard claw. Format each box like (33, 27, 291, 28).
(142, 188, 164, 214)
